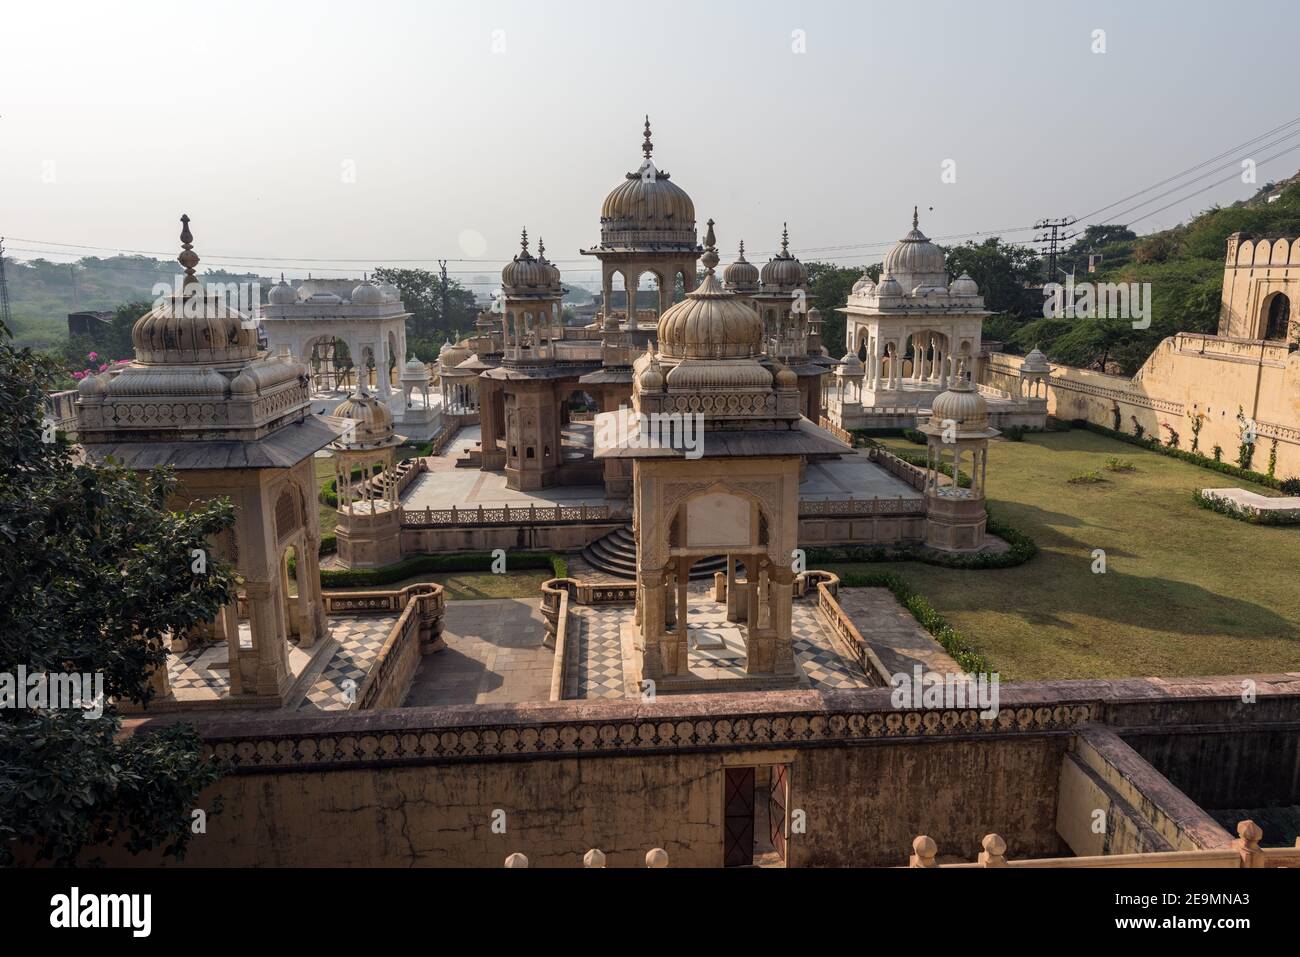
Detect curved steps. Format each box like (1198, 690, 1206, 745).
(581, 524, 726, 581)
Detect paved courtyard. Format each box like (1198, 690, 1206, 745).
(402, 597, 555, 707)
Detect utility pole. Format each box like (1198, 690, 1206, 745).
(437, 259, 450, 337)
(0, 238, 12, 329)
(1033, 217, 1077, 282)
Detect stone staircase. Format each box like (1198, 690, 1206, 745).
(580, 524, 727, 581)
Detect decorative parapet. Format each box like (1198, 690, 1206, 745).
(799, 495, 924, 517)
(806, 571, 891, 686)
(400, 502, 622, 528)
(540, 579, 572, 700)
(818, 416, 854, 445)
(864, 445, 929, 492)
(348, 583, 445, 710)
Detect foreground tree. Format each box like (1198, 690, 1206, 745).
(0, 321, 236, 865)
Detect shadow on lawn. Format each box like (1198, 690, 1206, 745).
(999, 565, 1298, 641)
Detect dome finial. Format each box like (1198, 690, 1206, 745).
(177, 213, 200, 294)
(520, 227, 529, 255)
(738, 239, 746, 259)
(912, 205, 919, 230)
(538, 237, 546, 259)
(702, 218, 719, 273)
(642, 115, 653, 159)
(781, 223, 790, 255)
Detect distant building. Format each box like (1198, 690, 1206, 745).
(67, 310, 114, 338)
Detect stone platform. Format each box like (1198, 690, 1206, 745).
(1201, 487, 1300, 523)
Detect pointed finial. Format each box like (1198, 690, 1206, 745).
(912, 205, 919, 230)
(781, 223, 790, 255)
(520, 227, 529, 255)
(279, 272, 285, 283)
(642, 115, 653, 159)
(177, 213, 200, 293)
(538, 237, 546, 259)
(738, 239, 746, 260)
(701, 218, 719, 273)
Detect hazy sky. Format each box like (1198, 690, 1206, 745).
(3, 0, 1297, 289)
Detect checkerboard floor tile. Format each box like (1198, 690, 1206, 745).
(298, 614, 398, 711)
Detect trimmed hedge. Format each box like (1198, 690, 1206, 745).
(884, 446, 972, 489)
(836, 570, 991, 674)
(1192, 490, 1300, 526)
(319, 551, 568, 588)
(1077, 421, 1294, 490)
(803, 510, 1037, 570)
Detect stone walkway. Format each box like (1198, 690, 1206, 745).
(402, 598, 555, 707)
(833, 587, 959, 677)
(565, 587, 873, 699)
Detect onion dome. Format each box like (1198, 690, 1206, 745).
(760, 224, 809, 290)
(928, 377, 989, 431)
(851, 269, 876, 295)
(774, 361, 798, 389)
(598, 116, 696, 248)
(440, 341, 473, 371)
(331, 390, 398, 448)
(268, 273, 297, 304)
(656, 219, 764, 360)
(400, 355, 430, 384)
(875, 274, 904, 298)
(536, 238, 563, 288)
(378, 281, 401, 302)
(77, 372, 108, 397)
(130, 215, 260, 365)
(723, 239, 760, 292)
(838, 352, 865, 376)
(501, 229, 554, 292)
(351, 277, 386, 304)
(637, 350, 665, 392)
(882, 207, 948, 292)
(949, 272, 979, 297)
(1022, 346, 1050, 373)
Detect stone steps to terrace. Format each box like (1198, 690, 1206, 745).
(580, 524, 727, 581)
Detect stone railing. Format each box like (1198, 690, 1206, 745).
(904, 821, 1300, 869)
(865, 445, 929, 492)
(428, 422, 461, 456)
(818, 416, 854, 445)
(341, 583, 446, 710)
(540, 579, 572, 701)
(400, 502, 616, 528)
(807, 572, 890, 686)
(799, 495, 924, 517)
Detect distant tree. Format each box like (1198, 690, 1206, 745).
(805, 262, 863, 356)
(944, 238, 1041, 316)
(0, 321, 234, 865)
(372, 267, 477, 342)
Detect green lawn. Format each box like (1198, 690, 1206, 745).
(826, 430, 1300, 681)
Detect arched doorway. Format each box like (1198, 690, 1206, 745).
(1264, 293, 1291, 341)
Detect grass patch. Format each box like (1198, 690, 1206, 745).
(1067, 470, 1107, 485)
(822, 429, 1300, 681)
(1103, 457, 1136, 473)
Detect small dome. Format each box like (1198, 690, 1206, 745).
(501, 229, 556, 292)
(950, 272, 979, 297)
(268, 275, 297, 305)
(378, 281, 401, 302)
(839, 352, 865, 376)
(332, 391, 397, 448)
(775, 363, 798, 389)
(638, 355, 665, 392)
(351, 279, 386, 304)
(723, 240, 760, 291)
(656, 273, 763, 360)
(760, 224, 808, 290)
(929, 378, 989, 430)
(77, 373, 107, 397)
(883, 208, 948, 292)
(404, 354, 426, 373)
(876, 275, 904, 298)
(1022, 346, 1050, 373)
(851, 270, 876, 295)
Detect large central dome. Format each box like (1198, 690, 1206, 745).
(882, 207, 948, 292)
(599, 117, 697, 249)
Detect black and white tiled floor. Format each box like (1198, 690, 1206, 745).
(567, 591, 870, 699)
(297, 614, 396, 711)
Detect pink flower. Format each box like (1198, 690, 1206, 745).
(72, 371, 85, 379)
(98, 363, 109, 372)
(87, 352, 98, 360)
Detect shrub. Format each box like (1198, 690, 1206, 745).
(804, 510, 1036, 571)
(1075, 422, 1285, 490)
(1193, 490, 1300, 526)
(1103, 457, 1136, 472)
(835, 571, 991, 674)
(1281, 478, 1300, 496)
(1002, 425, 1026, 442)
(319, 551, 566, 588)
(902, 427, 927, 445)
(1068, 470, 1106, 485)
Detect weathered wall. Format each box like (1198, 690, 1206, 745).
(1124, 727, 1300, 810)
(982, 344, 1300, 479)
